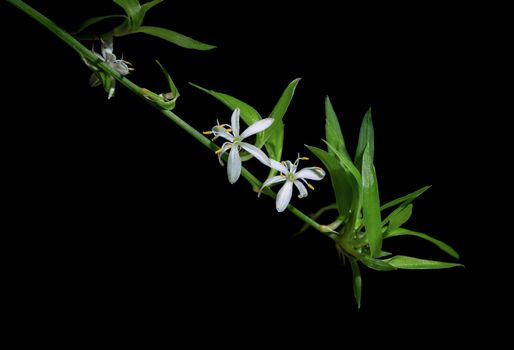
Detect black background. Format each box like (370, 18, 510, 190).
(3, 0, 493, 342)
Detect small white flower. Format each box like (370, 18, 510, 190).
(206, 108, 274, 184)
(259, 156, 326, 212)
(88, 38, 132, 99)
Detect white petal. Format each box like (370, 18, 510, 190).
(217, 142, 232, 165)
(113, 60, 129, 75)
(276, 181, 293, 212)
(284, 160, 295, 173)
(269, 159, 288, 174)
(296, 167, 326, 181)
(294, 180, 308, 198)
(107, 79, 116, 99)
(89, 74, 101, 87)
(231, 108, 240, 137)
(240, 142, 271, 166)
(258, 175, 286, 197)
(227, 146, 241, 184)
(212, 126, 234, 142)
(104, 52, 116, 63)
(93, 52, 105, 62)
(101, 37, 114, 55)
(240, 118, 274, 140)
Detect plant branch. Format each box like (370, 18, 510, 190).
(7, 0, 336, 240)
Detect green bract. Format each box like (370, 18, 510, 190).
(141, 60, 180, 110)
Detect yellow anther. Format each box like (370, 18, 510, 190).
(307, 183, 315, 191)
(300, 157, 309, 161)
(215, 149, 222, 155)
(203, 131, 213, 135)
(126, 61, 135, 71)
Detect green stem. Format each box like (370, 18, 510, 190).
(7, 0, 334, 239)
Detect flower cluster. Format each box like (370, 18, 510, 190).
(86, 37, 133, 99)
(206, 108, 326, 212)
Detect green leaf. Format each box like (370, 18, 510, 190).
(263, 78, 301, 165)
(325, 96, 350, 159)
(385, 203, 413, 232)
(359, 255, 396, 271)
(155, 60, 179, 99)
(76, 15, 126, 34)
(306, 146, 354, 219)
(354, 108, 374, 170)
(323, 141, 362, 228)
(362, 145, 382, 257)
(383, 255, 463, 269)
(384, 228, 460, 259)
(381, 185, 431, 211)
(113, 0, 141, 18)
(376, 250, 392, 258)
(138, 0, 164, 21)
(324, 142, 362, 187)
(135, 26, 216, 50)
(349, 258, 362, 308)
(189, 83, 262, 125)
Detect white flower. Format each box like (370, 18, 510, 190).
(259, 156, 326, 212)
(88, 38, 132, 99)
(206, 108, 274, 184)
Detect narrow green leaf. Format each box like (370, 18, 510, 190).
(385, 203, 413, 232)
(263, 78, 301, 163)
(131, 0, 163, 27)
(306, 146, 354, 219)
(354, 108, 374, 170)
(139, 0, 163, 17)
(376, 250, 392, 258)
(381, 185, 431, 210)
(349, 258, 362, 308)
(359, 255, 396, 271)
(76, 15, 126, 34)
(383, 255, 463, 269)
(189, 83, 262, 125)
(135, 26, 216, 50)
(155, 60, 179, 99)
(384, 228, 460, 259)
(325, 96, 350, 159)
(324, 142, 361, 186)
(323, 141, 362, 228)
(362, 145, 382, 257)
(113, 0, 141, 18)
